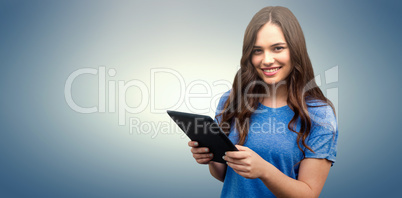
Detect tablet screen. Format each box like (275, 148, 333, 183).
(167, 110, 238, 163)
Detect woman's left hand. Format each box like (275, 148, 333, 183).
(223, 145, 269, 179)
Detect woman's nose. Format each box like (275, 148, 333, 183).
(263, 52, 275, 65)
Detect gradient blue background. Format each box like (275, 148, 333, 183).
(1, 0, 401, 197)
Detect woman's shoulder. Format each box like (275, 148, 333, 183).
(305, 97, 337, 132)
(215, 89, 231, 113)
(217, 89, 231, 104)
(306, 98, 335, 117)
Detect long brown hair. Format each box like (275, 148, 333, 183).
(215, 6, 335, 158)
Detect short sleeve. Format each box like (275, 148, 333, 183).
(214, 90, 231, 124)
(304, 104, 338, 166)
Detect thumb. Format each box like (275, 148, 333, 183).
(235, 145, 248, 151)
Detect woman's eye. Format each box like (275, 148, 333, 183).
(253, 49, 262, 54)
(274, 47, 284, 51)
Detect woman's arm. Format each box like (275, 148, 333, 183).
(224, 145, 331, 198)
(259, 158, 331, 198)
(208, 161, 227, 182)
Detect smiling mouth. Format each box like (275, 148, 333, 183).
(261, 66, 282, 73)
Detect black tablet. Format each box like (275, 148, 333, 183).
(167, 110, 238, 163)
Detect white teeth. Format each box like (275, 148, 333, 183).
(263, 68, 280, 73)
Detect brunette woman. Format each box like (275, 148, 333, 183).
(189, 6, 338, 197)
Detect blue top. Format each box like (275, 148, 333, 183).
(214, 90, 338, 198)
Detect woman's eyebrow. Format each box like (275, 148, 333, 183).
(253, 42, 286, 48)
(271, 42, 286, 47)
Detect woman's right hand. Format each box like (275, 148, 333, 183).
(188, 141, 213, 164)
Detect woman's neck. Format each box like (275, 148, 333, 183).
(259, 84, 288, 108)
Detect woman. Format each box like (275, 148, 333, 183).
(189, 6, 338, 198)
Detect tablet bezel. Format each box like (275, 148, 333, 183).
(167, 110, 238, 163)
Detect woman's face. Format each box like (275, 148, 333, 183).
(251, 23, 292, 85)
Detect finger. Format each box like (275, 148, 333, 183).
(235, 145, 248, 151)
(188, 141, 199, 147)
(191, 147, 209, 154)
(196, 157, 212, 164)
(223, 155, 246, 165)
(193, 153, 213, 159)
(225, 151, 249, 159)
(230, 167, 250, 179)
(227, 161, 249, 173)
